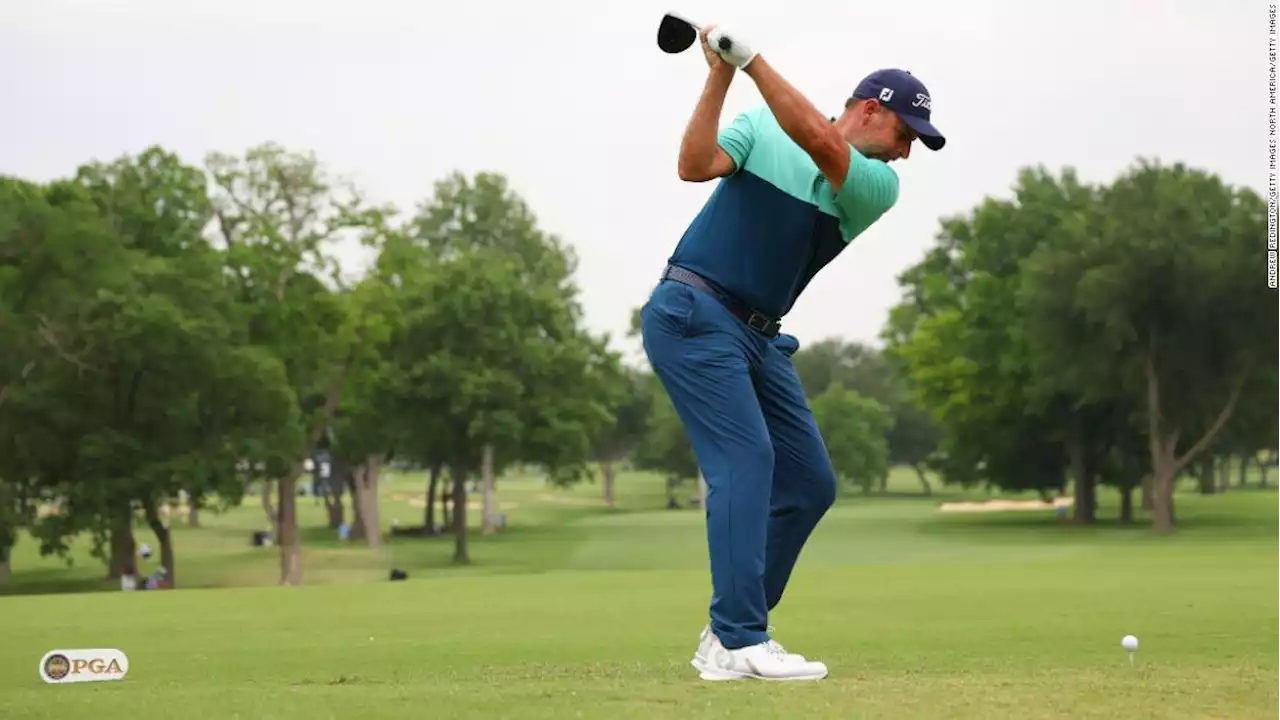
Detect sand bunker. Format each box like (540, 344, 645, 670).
(938, 497, 1074, 513)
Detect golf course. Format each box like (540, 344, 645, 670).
(0, 6, 1272, 714)
(2, 467, 1275, 719)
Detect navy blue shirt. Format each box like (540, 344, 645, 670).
(668, 106, 900, 319)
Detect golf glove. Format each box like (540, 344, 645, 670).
(708, 28, 757, 69)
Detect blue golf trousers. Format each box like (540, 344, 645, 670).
(640, 278, 837, 650)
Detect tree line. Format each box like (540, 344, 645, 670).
(0, 147, 1273, 588)
(0, 144, 623, 586)
(881, 161, 1275, 532)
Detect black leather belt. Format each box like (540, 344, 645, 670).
(662, 264, 781, 338)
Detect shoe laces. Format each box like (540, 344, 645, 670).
(764, 626, 791, 657)
(761, 640, 789, 662)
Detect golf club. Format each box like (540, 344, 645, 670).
(657, 13, 734, 54)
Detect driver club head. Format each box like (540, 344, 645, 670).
(657, 13, 698, 54)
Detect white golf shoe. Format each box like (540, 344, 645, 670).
(690, 625, 828, 681)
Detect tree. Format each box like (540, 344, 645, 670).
(791, 338, 942, 494)
(632, 373, 700, 504)
(886, 397, 944, 495)
(391, 171, 619, 562)
(809, 385, 893, 494)
(323, 259, 402, 548)
(206, 142, 386, 584)
(1018, 159, 1273, 532)
(0, 175, 131, 576)
(888, 167, 1146, 522)
(0, 150, 299, 586)
(790, 339, 876, 398)
(591, 366, 655, 507)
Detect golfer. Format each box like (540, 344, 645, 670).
(640, 24, 945, 681)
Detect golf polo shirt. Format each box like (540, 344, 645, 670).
(666, 106, 899, 320)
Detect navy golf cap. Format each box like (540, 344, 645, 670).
(851, 68, 945, 151)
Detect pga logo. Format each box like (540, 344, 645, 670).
(39, 649, 129, 684)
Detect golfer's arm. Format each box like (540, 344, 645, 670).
(743, 56, 850, 191)
(678, 66, 738, 182)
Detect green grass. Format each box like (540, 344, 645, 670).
(0, 468, 1276, 718)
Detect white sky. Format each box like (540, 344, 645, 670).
(1, 0, 1267, 365)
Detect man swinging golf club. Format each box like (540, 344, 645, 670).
(641, 22, 945, 682)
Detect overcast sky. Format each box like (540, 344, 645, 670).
(2, 0, 1266, 364)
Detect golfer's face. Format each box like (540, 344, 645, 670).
(879, 110, 917, 162)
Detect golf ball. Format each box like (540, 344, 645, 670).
(1121, 635, 1139, 651)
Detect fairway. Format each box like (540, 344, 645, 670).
(1, 471, 1275, 719)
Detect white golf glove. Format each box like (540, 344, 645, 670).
(707, 27, 757, 69)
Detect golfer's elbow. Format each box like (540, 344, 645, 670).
(678, 162, 712, 182)
(678, 148, 736, 182)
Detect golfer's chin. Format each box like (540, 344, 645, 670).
(860, 147, 899, 163)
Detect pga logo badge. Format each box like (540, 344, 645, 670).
(39, 649, 129, 684)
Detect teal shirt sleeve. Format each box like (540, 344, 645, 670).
(832, 146, 899, 237)
(716, 109, 761, 172)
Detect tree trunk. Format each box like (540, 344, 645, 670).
(323, 490, 344, 529)
(347, 470, 365, 541)
(0, 539, 12, 582)
(1196, 457, 1216, 495)
(261, 479, 279, 539)
(278, 469, 302, 586)
(441, 478, 452, 528)
(451, 463, 470, 564)
(600, 460, 617, 508)
(1237, 454, 1250, 487)
(1144, 350, 1243, 533)
(141, 496, 175, 588)
(1068, 434, 1095, 525)
(1258, 455, 1273, 488)
(107, 502, 136, 580)
(1217, 456, 1231, 493)
(481, 444, 498, 535)
(356, 455, 383, 548)
(1119, 485, 1134, 523)
(187, 492, 201, 528)
(1148, 439, 1183, 533)
(912, 464, 932, 495)
(424, 461, 442, 533)
(279, 345, 356, 584)
(1140, 474, 1154, 511)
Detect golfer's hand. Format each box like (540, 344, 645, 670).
(699, 25, 729, 71)
(708, 27, 757, 69)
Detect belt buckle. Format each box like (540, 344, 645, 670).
(745, 311, 776, 335)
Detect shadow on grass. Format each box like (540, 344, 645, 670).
(301, 524, 346, 546)
(0, 569, 115, 597)
(376, 515, 595, 576)
(914, 501, 1277, 541)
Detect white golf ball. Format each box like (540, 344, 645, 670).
(1121, 634, 1139, 651)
